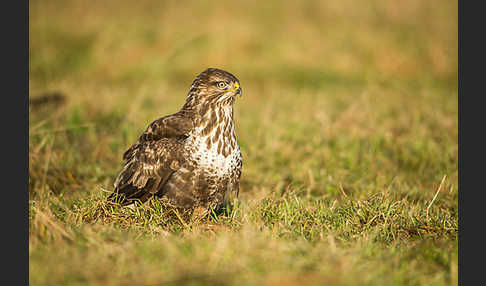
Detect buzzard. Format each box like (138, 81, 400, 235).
(107, 68, 243, 213)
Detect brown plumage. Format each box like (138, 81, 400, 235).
(107, 68, 243, 212)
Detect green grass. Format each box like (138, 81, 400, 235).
(29, 0, 457, 285)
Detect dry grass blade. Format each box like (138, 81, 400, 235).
(427, 174, 447, 218)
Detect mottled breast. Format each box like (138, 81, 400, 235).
(185, 129, 241, 179)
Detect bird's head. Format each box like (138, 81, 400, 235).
(187, 68, 242, 107)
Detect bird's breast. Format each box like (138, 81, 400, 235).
(185, 130, 241, 178)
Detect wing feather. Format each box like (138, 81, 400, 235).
(108, 112, 192, 205)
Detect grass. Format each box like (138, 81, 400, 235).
(29, 0, 457, 285)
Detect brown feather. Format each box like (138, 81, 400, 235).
(108, 68, 243, 211)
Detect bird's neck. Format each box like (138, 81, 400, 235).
(190, 103, 238, 158)
(197, 103, 234, 136)
(181, 96, 233, 126)
(181, 95, 238, 157)
(180, 89, 236, 141)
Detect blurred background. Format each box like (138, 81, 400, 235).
(30, 0, 457, 89)
(29, 0, 457, 201)
(29, 0, 457, 195)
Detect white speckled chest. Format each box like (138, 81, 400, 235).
(185, 130, 241, 179)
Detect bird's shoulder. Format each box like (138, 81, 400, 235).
(121, 111, 193, 161)
(139, 111, 194, 142)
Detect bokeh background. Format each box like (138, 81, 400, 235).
(29, 0, 457, 285)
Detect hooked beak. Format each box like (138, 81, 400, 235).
(233, 82, 242, 97)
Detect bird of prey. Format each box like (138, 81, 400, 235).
(107, 68, 243, 213)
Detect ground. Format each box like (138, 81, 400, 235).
(29, 0, 457, 285)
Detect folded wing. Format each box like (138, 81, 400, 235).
(108, 112, 193, 205)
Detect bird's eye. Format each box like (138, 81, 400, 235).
(216, 81, 228, 89)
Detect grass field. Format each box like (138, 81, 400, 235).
(29, 0, 458, 285)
